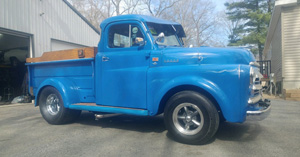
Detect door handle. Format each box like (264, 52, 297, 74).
(145, 52, 150, 59)
(102, 56, 109, 62)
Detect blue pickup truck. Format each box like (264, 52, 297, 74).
(26, 15, 270, 144)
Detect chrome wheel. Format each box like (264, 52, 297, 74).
(172, 103, 204, 135)
(46, 94, 60, 115)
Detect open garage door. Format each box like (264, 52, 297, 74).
(0, 31, 31, 104)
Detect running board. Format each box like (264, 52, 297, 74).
(69, 103, 149, 116)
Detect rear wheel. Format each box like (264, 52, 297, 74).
(164, 91, 219, 144)
(39, 86, 81, 124)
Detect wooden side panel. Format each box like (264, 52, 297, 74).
(26, 47, 97, 63)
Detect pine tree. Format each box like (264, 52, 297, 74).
(225, 0, 273, 61)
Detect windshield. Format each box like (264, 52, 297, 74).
(146, 22, 181, 47)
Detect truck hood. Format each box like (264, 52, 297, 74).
(162, 47, 255, 66)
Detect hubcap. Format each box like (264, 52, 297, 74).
(172, 103, 204, 135)
(46, 94, 60, 115)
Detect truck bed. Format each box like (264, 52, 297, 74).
(26, 47, 97, 103)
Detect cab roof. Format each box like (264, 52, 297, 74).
(100, 14, 180, 29)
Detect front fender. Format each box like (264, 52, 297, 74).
(34, 78, 80, 108)
(148, 75, 229, 116)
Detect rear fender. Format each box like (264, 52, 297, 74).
(35, 78, 80, 108)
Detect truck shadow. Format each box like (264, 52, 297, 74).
(76, 112, 262, 142)
(76, 111, 166, 133)
(214, 121, 262, 142)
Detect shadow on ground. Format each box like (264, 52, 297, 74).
(75, 111, 166, 133)
(215, 122, 262, 142)
(75, 112, 262, 143)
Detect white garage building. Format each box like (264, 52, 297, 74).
(0, 0, 100, 101)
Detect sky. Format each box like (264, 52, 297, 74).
(214, 0, 229, 46)
(215, 0, 227, 11)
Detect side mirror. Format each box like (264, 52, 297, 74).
(155, 32, 165, 44)
(135, 37, 145, 47)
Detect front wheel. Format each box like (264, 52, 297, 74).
(164, 91, 219, 144)
(38, 86, 81, 124)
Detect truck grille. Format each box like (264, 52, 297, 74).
(248, 63, 263, 104)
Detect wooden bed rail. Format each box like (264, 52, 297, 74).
(26, 47, 97, 63)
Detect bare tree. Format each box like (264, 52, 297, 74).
(162, 0, 221, 47)
(190, 1, 218, 46)
(219, 11, 244, 46)
(71, 0, 110, 30)
(142, 0, 181, 17)
(118, 0, 141, 15)
(70, 0, 140, 29)
(70, 0, 225, 47)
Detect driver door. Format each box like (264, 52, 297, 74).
(96, 22, 150, 109)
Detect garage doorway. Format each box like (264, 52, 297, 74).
(0, 30, 31, 104)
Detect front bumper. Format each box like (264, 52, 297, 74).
(246, 99, 271, 121)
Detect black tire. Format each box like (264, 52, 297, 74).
(38, 86, 81, 124)
(164, 91, 219, 144)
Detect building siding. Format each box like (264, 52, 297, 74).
(0, 0, 99, 57)
(270, 17, 283, 82)
(282, 5, 300, 89)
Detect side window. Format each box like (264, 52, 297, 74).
(108, 24, 144, 48)
(109, 24, 130, 48)
(130, 26, 144, 47)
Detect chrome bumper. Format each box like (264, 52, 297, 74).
(246, 99, 271, 121)
(248, 94, 262, 104)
